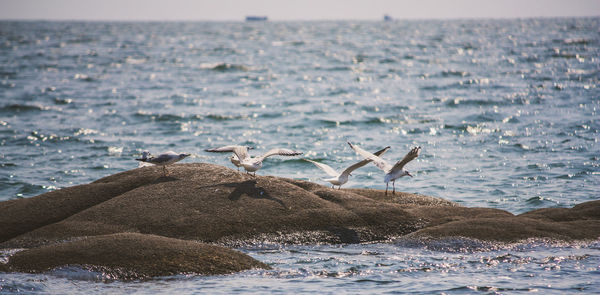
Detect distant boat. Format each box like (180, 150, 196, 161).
(246, 16, 268, 22)
(383, 14, 393, 21)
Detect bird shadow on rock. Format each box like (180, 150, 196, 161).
(199, 180, 288, 209)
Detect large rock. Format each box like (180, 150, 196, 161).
(0, 163, 436, 248)
(405, 200, 600, 242)
(2, 233, 269, 279)
(0, 171, 159, 243)
(1, 163, 598, 248)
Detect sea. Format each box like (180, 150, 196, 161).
(0, 18, 599, 294)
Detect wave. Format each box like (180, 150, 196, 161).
(525, 196, 558, 206)
(316, 66, 353, 72)
(0, 71, 18, 79)
(135, 111, 252, 122)
(205, 114, 247, 121)
(134, 111, 190, 122)
(73, 73, 97, 82)
(441, 95, 542, 107)
(421, 78, 495, 91)
(200, 63, 250, 72)
(422, 70, 470, 79)
(556, 38, 592, 45)
(378, 58, 397, 64)
(0, 104, 63, 113)
(463, 112, 506, 123)
(394, 236, 598, 253)
(318, 116, 408, 127)
(259, 112, 285, 119)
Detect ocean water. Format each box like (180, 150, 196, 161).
(0, 19, 599, 293)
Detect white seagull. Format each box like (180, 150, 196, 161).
(135, 150, 191, 176)
(205, 145, 302, 176)
(348, 142, 421, 195)
(206, 145, 254, 171)
(304, 146, 390, 189)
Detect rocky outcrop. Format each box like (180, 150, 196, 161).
(1, 163, 599, 277)
(1, 163, 437, 248)
(2, 233, 269, 278)
(404, 200, 600, 242)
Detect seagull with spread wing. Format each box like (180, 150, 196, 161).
(304, 146, 390, 189)
(205, 145, 254, 171)
(205, 145, 302, 176)
(135, 150, 191, 176)
(348, 142, 421, 195)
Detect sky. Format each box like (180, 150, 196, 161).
(0, 0, 598, 21)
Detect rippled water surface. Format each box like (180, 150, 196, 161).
(0, 18, 599, 293)
(2, 241, 600, 294)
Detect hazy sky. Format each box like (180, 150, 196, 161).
(1, 0, 599, 21)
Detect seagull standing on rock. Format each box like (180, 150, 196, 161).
(304, 146, 390, 189)
(205, 145, 302, 176)
(135, 150, 191, 176)
(348, 142, 421, 195)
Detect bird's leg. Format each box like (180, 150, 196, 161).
(385, 182, 389, 195)
(163, 166, 167, 177)
(392, 180, 396, 195)
(331, 185, 334, 189)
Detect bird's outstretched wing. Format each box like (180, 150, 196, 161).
(391, 146, 421, 172)
(258, 148, 302, 161)
(347, 142, 393, 173)
(341, 146, 390, 176)
(205, 145, 250, 161)
(304, 159, 339, 177)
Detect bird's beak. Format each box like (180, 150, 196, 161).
(407, 172, 413, 177)
(349, 173, 353, 176)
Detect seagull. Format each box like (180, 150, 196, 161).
(135, 150, 191, 176)
(229, 154, 242, 171)
(205, 145, 253, 171)
(348, 142, 421, 195)
(205, 145, 302, 176)
(304, 146, 390, 189)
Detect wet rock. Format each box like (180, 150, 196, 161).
(1, 163, 598, 249)
(3, 233, 269, 279)
(405, 200, 600, 242)
(0, 171, 159, 243)
(518, 200, 600, 222)
(0, 163, 428, 248)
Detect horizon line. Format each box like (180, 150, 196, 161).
(1, 14, 599, 23)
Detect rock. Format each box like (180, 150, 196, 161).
(343, 188, 457, 207)
(406, 206, 514, 227)
(3, 233, 269, 279)
(0, 171, 159, 243)
(405, 200, 600, 242)
(0, 163, 431, 248)
(1, 163, 598, 249)
(518, 200, 600, 222)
